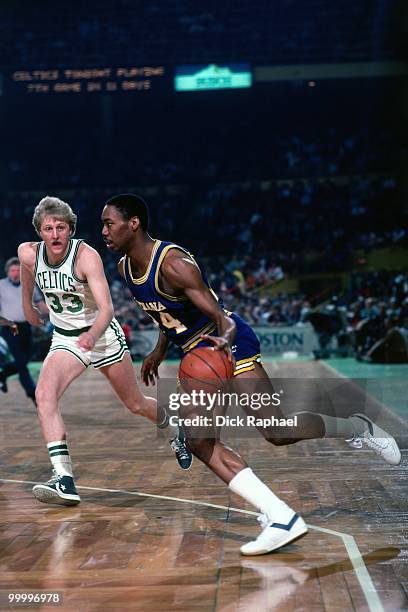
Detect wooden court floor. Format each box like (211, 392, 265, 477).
(0, 360, 407, 611)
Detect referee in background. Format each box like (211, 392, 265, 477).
(0, 257, 47, 403)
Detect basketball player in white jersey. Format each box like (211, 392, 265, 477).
(18, 196, 192, 506)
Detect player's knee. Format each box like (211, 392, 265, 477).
(35, 386, 56, 411)
(127, 394, 156, 417)
(35, 386, 46, 406)
(264, 435, 286, 446)
(264, 434, 299, 446)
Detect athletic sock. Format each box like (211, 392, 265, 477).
(47, 440, 74, 477)
(349, 415, 369, 437)
(156, 407, 179, 439)
(317, 414, 365, 438)
(229, 467, 294, 522)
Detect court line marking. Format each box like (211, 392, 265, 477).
(1, 477, 384, 612)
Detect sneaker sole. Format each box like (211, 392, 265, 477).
(33, 486, 81, 506)
(240, 525, 309, 556)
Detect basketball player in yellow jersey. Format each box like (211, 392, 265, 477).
(18, 196, 192, 507)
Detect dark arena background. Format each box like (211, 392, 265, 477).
(0, 2, 407, 611)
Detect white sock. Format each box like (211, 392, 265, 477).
(229, 467, 294, 522)
(317, 414, 363, 438)
(47, 440, 73, 477)
(157, 408, 179, 439)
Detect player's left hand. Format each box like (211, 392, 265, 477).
(76, 331, 96, 352)
(200, 334, 234, 364)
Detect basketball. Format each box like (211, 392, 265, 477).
(179, 346, 234, 393)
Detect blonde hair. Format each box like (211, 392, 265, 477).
(32, 196, 77, 236)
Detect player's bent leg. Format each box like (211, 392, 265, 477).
(100, 353, 193, 470)
(179, 400, 248, 481)
(186, 434, 308, 554)
(180, 404, 306, 554)
(233, 363, 324, 445)
(186, 436, 247, 483)
(99, 353, 158, 423)
(36, 350, 87, 442)
(235, 364, 400, 465)
(33, 350, 85, 506)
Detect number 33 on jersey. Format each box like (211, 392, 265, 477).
(35, 239, 98, 331)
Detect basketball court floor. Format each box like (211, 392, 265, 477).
(0, 357, 407, 611)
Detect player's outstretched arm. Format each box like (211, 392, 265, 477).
(75, 244, 114, 351)
(162, 251, 236, 360)
(17, 242, 44, 326)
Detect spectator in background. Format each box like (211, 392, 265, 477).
(0, 257, 47, 403)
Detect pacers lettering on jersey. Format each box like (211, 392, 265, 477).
(136, 300, 167, 312)
(36, 270, 76, 292)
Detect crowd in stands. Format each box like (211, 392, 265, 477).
(1, 0, 405, 364)
(309, 270, 408, 359)
(3, 172, 405, 277)
(6, 123, 398, 190)
(4, 84, 405, 274)
(105, 245, 408, 357)
(107, 257, 309, 332)
(344, 270, 408, 353)
(27, 243, 407, 361)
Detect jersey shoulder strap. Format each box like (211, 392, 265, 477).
(70, 239, 85, 282)
(153, 242, 195, 302)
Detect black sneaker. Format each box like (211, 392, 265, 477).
(170, 426, 193, 470)
(32, 471, 81, 506)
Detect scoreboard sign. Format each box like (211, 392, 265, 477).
(8, 66, 166, 94)
(175, 63, 252, 91)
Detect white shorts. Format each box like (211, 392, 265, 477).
(49, 318, 129, 369)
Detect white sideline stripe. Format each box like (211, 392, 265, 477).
(310, 525, 384, 612)
(0, 477, 383, 612)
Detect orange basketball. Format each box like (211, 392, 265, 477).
(179, 346, 234, 394)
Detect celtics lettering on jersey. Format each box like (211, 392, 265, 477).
(35, 239, 98, 331)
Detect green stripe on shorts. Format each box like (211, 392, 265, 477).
(49, 346, 89, 367)
(93, 346, 129, 369)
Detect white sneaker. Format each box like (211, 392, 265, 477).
(240, 513, 308, 556)
(347, 413, 401, 466)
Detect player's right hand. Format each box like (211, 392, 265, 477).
(76, 330, 96, 352)
(200, 334, 234, 364)
(141, 350, 163, 386)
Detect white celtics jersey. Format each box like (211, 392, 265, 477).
(35, 239, 98, 331)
